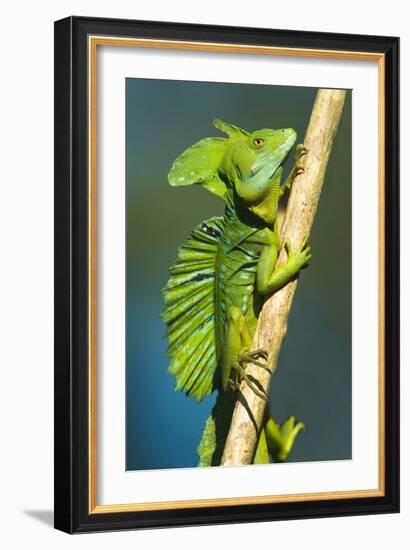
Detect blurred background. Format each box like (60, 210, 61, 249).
(126, 79, 352, 470)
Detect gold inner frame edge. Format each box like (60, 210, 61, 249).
(88, 35, 386, 514)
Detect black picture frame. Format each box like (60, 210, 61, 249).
(54, 15, 399, 534)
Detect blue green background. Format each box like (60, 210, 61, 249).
(126, 79, 352, 470)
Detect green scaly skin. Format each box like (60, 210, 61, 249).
(162, 119, 309, 466)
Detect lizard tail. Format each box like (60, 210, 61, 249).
(197, 392, 237, 467)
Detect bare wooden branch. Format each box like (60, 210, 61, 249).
(221, 89, 347, 466)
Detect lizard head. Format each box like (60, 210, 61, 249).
(168, 119, 296, 224)
(219, 125, 296, 222)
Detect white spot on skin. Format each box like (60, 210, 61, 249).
(190, 171, 196, 176)
(178, 177, 185, 182)
(201, 155, 207, 160)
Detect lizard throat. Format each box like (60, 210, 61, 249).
(248, 181, 281, 225)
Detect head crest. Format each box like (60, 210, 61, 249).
(212, 118, 250, 138)
(168, 119, 251, 202)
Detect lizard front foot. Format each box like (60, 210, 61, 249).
(295, 143, 308, 161)
(293, 144, 308, 176)
(282, 144, 308, 192)
(284, 235, 312, 271)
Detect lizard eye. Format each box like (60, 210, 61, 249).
(253, 137, 265, 148)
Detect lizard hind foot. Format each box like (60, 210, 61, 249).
(227, 377, 241, 392)
(238, 348, 271, 373)
(250, 348, 269, 361)
(233, 362, 268, 401)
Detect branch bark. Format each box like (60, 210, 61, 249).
(221, 88, 347, 466)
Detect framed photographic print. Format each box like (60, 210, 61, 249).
(54, 16, 399, 533)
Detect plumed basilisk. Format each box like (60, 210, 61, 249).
(162, 119, 309, 466)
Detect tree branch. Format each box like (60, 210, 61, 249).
(221, 89, 347, 466)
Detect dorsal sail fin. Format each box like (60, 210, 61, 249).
(161, 216, 225, 403)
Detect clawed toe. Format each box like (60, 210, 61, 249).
(238, 349, 271, 374)
(296, 144, 308, 158)
(232, 362, 268, 400)
(240, 348, 268, 362)
(227, 378, 240, 391)
(253, 348, 268, 360)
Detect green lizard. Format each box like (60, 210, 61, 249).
(162, 119, 309, 466)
